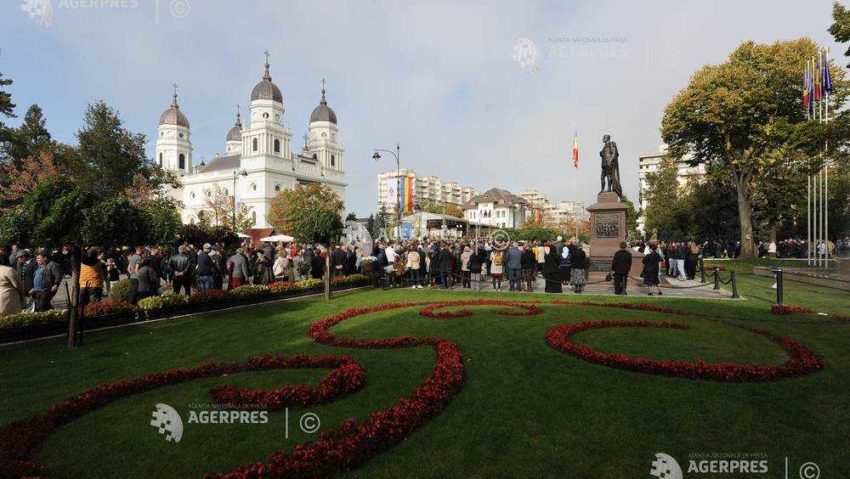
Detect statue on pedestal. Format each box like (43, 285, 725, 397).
(599, 134, 622, 199)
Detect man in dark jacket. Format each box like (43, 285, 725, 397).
(196, 244, 216, 292)
(168, 246, 193, 295)
(611, 241, 633, 295)
(520, 244, 537, 292)
(437, 243, 452, 289)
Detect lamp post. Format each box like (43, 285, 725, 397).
(373, 143, 401, 239)
(232, 169, 248, 229)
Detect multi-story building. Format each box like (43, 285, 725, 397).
(637, 144, 706, 234)
(376, 169, 478, 214)
(518, 189, 586, 227)
(462, 188, 529, 229)
(157, 58, 346, 229)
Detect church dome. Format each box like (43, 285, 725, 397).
(159, 92, 189, 128)
(226, 112, 242, 142)
(250, 60, 283, 103)
(309, 81, 337, 124)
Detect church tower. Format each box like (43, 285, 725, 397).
(243, 53, 290, 159)
(307, 79, 343, 171)
(155, 84, 193, 175)
(225, 107, 243, 155)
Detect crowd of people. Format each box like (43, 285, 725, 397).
(0, 241, 339, 317)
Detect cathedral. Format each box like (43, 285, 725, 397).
(155, 56, 346, 229)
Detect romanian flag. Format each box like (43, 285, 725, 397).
(572, 131, 579, 169)
(802, 62, 810, 110)
(814, 54, 822, 102)
(399, 176, 414, 214)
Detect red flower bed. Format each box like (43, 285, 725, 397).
(771, 304, 815, 315)
(83, 299, 135, 317)
(0, 354, 365, 478)
(268, 281, 299, 293)
(188, 290, 228, 305)
(420, 300, 542, 319)
(545, 320, 824, 382)
(835, 315, 850, 323)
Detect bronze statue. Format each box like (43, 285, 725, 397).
(599, 134, 622, 198)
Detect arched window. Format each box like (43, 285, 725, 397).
(274, 138, 280, 153)
(331, 154, 335, 166)
(312, 153, 317, 160)
(250, 211, 257, 226)
(158, 152, 162, 167)
(252, 138, 258, 152)
(179, 153, 185, 169)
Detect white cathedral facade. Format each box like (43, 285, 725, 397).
(155, 58, 346, 229)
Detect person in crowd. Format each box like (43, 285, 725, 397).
(437, 242, 452, 289)
(0, 253, 24, 317)
(383, 242, 398, 288)
(105, 257, 121, 292)
(168, 246, 193, 295)
(210, 245, 225, 290)
(489, 247, 504, 290)
(18, 250, 36, 308)
(79, 247, 104, 306)
(468, 244, 483, 291)
(331, 245, 347, 278)
(685, 241, 700, 280)
(135, 256, 160, 302)
(569, 242, 588, 293)
(675, 241, 688, 281)
(543, 241, 562, 293)
(273, 250, 290, 281)
(559, 239, 572, 285)
(227, 248, 249, 290)
(610, 241, 633, 295)
(534, 240, 546, 274)
(30, 252, 52, 312)
(406, 245, 422, 289)
(642, 241, 663, 296)
(310, 246, 324, 280)
(520, 243, 537, 292)
(196, 244, 216, 292)
(126, 245, 144, 303)
(460, 246, 472, 288)
(505, 242, 522, 292)
(254, 251, 275, 285)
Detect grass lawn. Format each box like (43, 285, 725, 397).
(0, 278, 848, 478)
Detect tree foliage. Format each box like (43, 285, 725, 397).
(267, 184, 344, 244)
(830, 1, 850, 68)
(661, 38, 849, 257)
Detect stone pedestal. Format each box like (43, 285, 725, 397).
(586, 192, 643, 276)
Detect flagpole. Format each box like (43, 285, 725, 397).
(807, 174, 811, 265)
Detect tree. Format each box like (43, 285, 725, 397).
(74, 101, 149, 195)
(198, 184, 254, 231)
(4, 104, 53, 165)
(661, 38, 849, 258)
(0, 61, 14, 128)
(0, 150, 64, 210)
(420, 201, 463, 218)
(830, 1, 850, 68)
(267, 184, 345, 244)
(620, 194, 640, 240)
(643, 156, 682, 238)
(374, 204, 390, 238)
(345, 212, 357, 222)
(268, 184, 344, 301)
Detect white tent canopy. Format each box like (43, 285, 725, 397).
(237, 233, 252, 239)
(259, 234, 294, 243)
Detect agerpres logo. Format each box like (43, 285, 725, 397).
(150, 403, 184, 443)
(650, 452, 683, 479)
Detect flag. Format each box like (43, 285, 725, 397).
(399, 176, 414, 214)
(571, 131, 579, 169)
(823, 49, 833, 95)
(814, 54, 822, 102)
(802, 62, 810, 111)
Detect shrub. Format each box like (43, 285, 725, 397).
(108, 279, 133, 302)
(295, 278, 323, 289)
(228, 285, 271, 298)
(0, 310, 66, 331)
(138, 294, 188, 312)
(268, 281, 299, 293)
(187, 290, 227, 305)
(84, 300, 135, 317)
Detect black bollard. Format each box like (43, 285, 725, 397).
(730, 271, 739, 299)
(700, 257, 706, 284)
(713, 267, 720, 290)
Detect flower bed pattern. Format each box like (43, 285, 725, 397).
(545, 320, 824, 382)
(0, 299, 827, 478)
(770, 304, 816, 315)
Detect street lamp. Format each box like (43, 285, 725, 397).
(232, 169, 248, 229)
(373, 143, 401, 239)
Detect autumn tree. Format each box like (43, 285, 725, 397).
(267, 184, 344, 244)
(661, 38, 849, 258)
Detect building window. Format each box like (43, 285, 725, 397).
(178, 132, 184, 139)
(158, 152, 162, 167)
(312, 153, 317, 160)
(251, 211, 257, 225)
(331, 154, 335, 166)
(275, 184, 281, 192)
(251, 183, 257, 191)
(263, 112, 269, 119)
(274, 138, 280, 153)
(252, 138, 258, 152)
(179, 153, 185, 169)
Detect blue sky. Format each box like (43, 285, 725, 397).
(1, 0, 844, 216)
